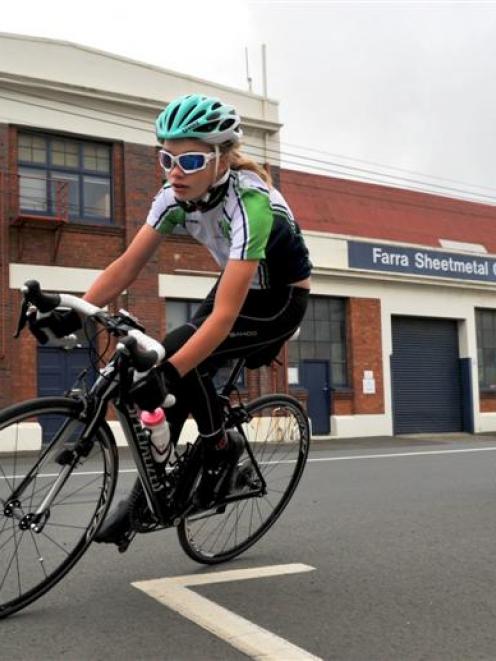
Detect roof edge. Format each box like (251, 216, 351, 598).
(0, 31, 279, 105)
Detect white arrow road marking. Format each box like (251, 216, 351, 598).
(132, 563, 321, 661)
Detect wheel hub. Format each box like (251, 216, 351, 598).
(19, 510, 50, 533)
(3, 499, 20, 518)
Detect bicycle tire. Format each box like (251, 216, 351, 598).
(0, 397, 118, 619)
(177, 394, 310, 564)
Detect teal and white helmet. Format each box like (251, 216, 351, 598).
(155, 94, 242, 145)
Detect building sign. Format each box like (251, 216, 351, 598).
(348, 241, 496, 283)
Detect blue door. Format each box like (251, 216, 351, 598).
(38, 345, 97, 442)
(300, 360, 331, 435)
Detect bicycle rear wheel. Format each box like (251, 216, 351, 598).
(0, 397, 118, 619)
(177, 394, 310, 564)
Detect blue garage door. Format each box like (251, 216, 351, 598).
(391, 317, 463, 434)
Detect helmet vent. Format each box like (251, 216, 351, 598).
(219, 118, 235, 131)
(167, 105, 180, 130)
(181, 105, 200, 124)
(186, 109, 206, 126)
(195, 121, 219, 133)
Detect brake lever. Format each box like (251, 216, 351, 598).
(13, 298, 29, 338)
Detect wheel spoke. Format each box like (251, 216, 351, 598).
(0, 523, 23, 592)
(0, 530, 16, 553)
(12, 519, 23, 599)
(44, 522, 88, 531)
(0, 461, 14, 494)
(36, 530, 71, 556)
(28, 529, 48, 580)
(52, 474, 102, 507)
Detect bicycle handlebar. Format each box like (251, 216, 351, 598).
(116, 335, 163, 373)
(21, 280, 166, 371)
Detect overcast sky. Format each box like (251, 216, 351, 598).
(3, 0, 496, 203)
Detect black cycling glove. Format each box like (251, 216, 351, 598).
(28, 308, 82, 345)
(129, 360, 181, 411)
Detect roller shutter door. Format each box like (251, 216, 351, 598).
(391, 317, 462, 434)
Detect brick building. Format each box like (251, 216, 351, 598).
(281, 171, 496, 436)
(2, 32, 496, 440)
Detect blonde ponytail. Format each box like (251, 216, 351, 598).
(221, 144, 273, 187)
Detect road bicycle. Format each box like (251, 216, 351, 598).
(0, 280, 310, 619)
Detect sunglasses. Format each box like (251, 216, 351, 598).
(158, 149, 217, 174)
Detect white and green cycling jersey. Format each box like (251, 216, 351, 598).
(146, 169, 311, 289)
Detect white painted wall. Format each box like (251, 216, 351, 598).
(0, 33, 279, 121)
(10, 263, 103, 293)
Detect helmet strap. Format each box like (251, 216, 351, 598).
(177, 146, 229, 211)
(211, 145, 220, 186)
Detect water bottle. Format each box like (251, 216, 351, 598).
(140, 408, 174, 465)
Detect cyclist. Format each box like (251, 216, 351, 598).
(29, 93, 312, 547)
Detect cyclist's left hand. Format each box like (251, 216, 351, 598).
(27, 308, 82, 345)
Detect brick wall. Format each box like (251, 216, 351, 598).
(0, 125, 10, 407)
(480, 394, 496, 413)
(279, 168, 496, 253)
(347, 298, 384, 414)
(0, 124, 8, 171)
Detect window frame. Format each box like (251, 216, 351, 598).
(476, 308, 496, 392)
(288, 295, 349, 389)
(17, 131, 114, 225)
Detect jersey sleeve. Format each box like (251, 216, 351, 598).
(146, 187, 186, 236)
(229, 188, 273, 261)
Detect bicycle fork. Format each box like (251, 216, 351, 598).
(4, 394, 107, 534)
(4, 418, 90, 534)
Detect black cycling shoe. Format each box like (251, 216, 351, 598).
(94, 476, 148, 551)
(93, 499, 134, 551)
(197, 431, 245, 507)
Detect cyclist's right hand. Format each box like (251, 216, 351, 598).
(129, 361, 180, 411)
(27, 308, 82, 345)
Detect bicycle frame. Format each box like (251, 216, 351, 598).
(7, 350, 266, 532)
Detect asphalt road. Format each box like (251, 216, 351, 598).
(4, 434, 496, 660)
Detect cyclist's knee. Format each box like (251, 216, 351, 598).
(162, 324, 196, 356)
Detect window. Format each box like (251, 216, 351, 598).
(166, 300, 201, 334)
(18, 133, 112, 224)
(288, 296, 348, 388)
(165, 299, 244, 388)
(476, 309, 496, 390)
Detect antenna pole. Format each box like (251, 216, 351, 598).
(245, 47, 253, 93)
(261, 43, 268, 98)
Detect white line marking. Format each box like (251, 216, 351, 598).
(133, 563, 321, 661)
(307, 446, 496, 463)
(4, 446, 496, 481)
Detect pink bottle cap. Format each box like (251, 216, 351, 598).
(140, 408, 165, 426)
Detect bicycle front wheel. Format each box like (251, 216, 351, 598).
(0, 397, 118, 619)
(178, 394, 310, 564)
